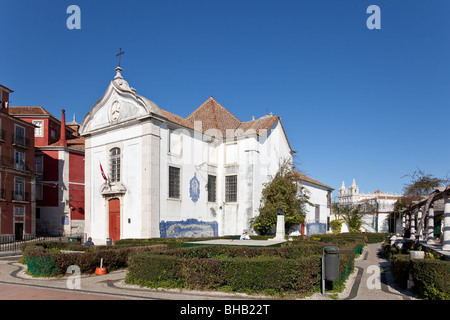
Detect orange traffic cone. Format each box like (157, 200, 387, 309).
(95, 258, 107, 275)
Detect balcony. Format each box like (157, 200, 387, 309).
(12, 191, 30, 202)
(0, 156, 33, 172)
(12, 135, 30, 149)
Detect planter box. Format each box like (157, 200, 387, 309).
(410, 250, 424, 260)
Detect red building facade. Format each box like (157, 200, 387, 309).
(9, 107, 85, 237)
(0, 84, 36, 238)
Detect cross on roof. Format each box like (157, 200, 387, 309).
(116, 48, 125, 67)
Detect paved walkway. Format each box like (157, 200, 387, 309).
(0, 255, 269, 300)
(338, 243, 418, 300)
(0, 243, 417, 301)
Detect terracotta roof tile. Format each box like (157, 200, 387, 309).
(186, 97, 241, 135)
(238, 115, 279, 134)
(294, 171, 334, 190)
(48, 136, 85, 151)
(161, 97, 281, 138)
(9, 106, 53, 116)
(157, 97, 292, 151)
(160, 109, 194, 129)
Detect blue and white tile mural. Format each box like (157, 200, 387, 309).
(306, 222, 327, 235)
(160, 219, 218, 238)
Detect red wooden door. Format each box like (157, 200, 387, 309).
(109, 198, 120, 243)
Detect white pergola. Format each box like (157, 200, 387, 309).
(399, 186, 450, 251)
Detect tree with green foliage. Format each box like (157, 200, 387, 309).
(402, 169, 447, 197)
(332, 203, 370, 233)
(330, 202, 345, 233)
(342, 205, 365, 232)
(251, 159, 310, 235)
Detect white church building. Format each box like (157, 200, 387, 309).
(80, 66, 297, 244)
(337, 179, 402, 233)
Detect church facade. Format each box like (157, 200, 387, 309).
(337, 178, 402, 232)
(80, 67, 293, 244)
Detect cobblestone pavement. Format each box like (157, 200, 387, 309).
(0, 255, 270, 300)
(0, 243, 417, 301)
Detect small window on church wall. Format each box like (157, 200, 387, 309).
(110, 148, 121, 182)
(168, 129, 181, 155)
(315, 204, 320, 222)
(208, 144, 217, 164)
(207, 175, 216, 202)
(225, 142, 238, 164)
(327, 191, 332, 208)
(169, 166, 180, 199)
(225, 175, 237, 202)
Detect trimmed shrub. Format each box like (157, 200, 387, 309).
(308, 232, 367, 244)
(22, 242, 167, 276)
(391, 254, 450, 300)
(127, 252, 185, 288)
(411, 259, 450, 300)
(26, 255, 57, 277)
(115, 235, 273, 249)
(181, 258, 225, 289)
(219, 257, 320, 294)
(124, 237, 364, 295)
(390, 254, 410, 289)
(172, 243, 326, 260)
(365, 233, 388, 244)
(126, 251, 321, 295)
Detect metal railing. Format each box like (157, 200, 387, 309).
(12, 191, 30, 202)
(0, 234, 63, 252)
(12, 135, 30, 148)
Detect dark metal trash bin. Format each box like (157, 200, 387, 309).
(106, 238, 113, 246)
(68, 236, 81, 243)
(323, 246, 340, 281)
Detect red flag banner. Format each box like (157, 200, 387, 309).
(100, 162, 108, 183)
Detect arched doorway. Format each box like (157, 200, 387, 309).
(108, 198, 120, 243)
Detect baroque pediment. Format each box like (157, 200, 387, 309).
(80, 67, 161, 135)
(100, 181, 127, 197)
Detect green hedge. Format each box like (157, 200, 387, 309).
(22, 241, 167, 277)
(307, 232, 368, 244)
(126, 237, 365, 296)
(391, 255, 450, 300)
(127, 252, 321, 295)
(22, 233, 370, 296)
(26, 255, 57, 277)
(307, 232, 387, 245)
(115, 235, 273, 249)
(365, 233, 388, 244)
(172, 242, 327, 260)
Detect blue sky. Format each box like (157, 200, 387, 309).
(1, 0, 449, 199)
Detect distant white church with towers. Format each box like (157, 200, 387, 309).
(337, 179, 402, 233)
